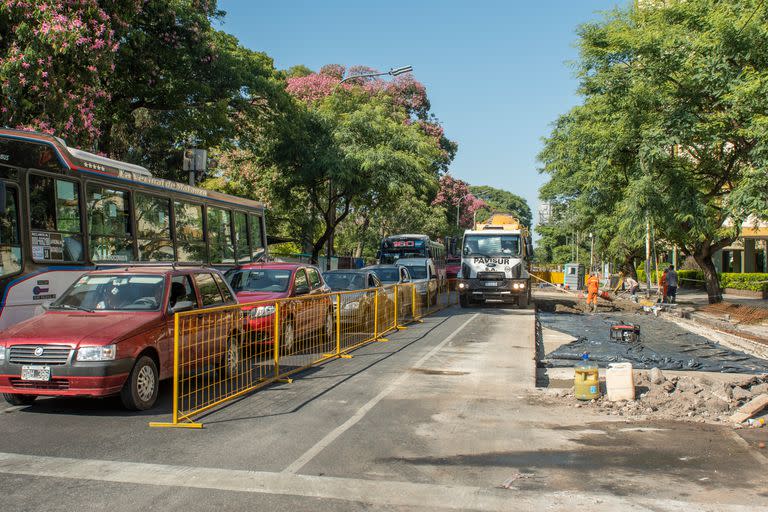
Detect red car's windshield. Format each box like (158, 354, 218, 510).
(226, 269, 292, 293)
(50, 274, 165, 312)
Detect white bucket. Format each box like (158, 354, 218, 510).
(606, 362, 635, 402)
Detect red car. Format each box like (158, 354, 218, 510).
(0, 267, 238, 410)
(224, 263, 333, 352)
(446, 256, 461, 280)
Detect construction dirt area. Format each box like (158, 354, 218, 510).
(534, 289, 768, 438)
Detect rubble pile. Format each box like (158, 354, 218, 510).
(548, 370, 768, 425)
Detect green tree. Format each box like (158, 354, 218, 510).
(99, 1, 287, 179)
(539, 0, 768, 302)
(469, 185, 532, 228)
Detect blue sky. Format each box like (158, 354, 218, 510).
(217, 0, 628, 230)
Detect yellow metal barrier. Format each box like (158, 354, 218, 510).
(150, 279, 457, 428)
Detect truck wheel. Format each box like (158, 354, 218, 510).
(3, 393, 37, 406)
(120, 355, 159, 411)
(459, 294, 469, 308)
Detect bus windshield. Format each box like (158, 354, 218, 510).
(463, 234, 521, 257)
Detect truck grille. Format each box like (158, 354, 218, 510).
(477, 272, 505, 281)
(8, 346, 71, 365)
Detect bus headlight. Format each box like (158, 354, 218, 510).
(0, 345, 5, 363)
(344, 301, 360, 310)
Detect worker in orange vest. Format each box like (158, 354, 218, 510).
(586, 271, 600, 313)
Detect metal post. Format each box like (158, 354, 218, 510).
(393, 285, 398, 328)
(273, 302, 281, 377)
(373, 288, 379, 339)
(335, 293, 341, 356)
(645, 216, 652, 298)
(171, 313, 179, 424)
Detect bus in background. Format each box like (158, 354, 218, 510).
(0, 128, 267, 331)
(378, 234, 446, 283)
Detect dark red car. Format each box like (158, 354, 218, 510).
(0, 266, 238, 410)
(224, 263, 333, 352)
(446, 256, 461, 280)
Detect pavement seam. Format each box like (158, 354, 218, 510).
(0, 451, 755, 512)
(282, 312, 480, 474)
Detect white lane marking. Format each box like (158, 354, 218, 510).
(283, 313, 480, 474)
(0, 452, 750, 512)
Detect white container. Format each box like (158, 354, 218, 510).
(606, 362, 635, 402)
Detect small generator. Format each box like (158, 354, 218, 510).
(609, 323, 640, 343)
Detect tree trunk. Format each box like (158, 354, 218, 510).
(693, 251, 722, 304)
(619, 254, 638, 282)
(354, 216, 371, 258)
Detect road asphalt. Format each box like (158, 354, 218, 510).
(0, 304, 766, 511)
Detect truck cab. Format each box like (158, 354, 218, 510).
(457, 213, 533, 308)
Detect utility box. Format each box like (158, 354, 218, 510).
(563, 263, 585, 290)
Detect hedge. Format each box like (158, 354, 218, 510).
(636, 269, 703, 285)
(634, 268, 768, 291)
(720, 273, 768, 292)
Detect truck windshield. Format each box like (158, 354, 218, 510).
(463, 234, 521, 257)
(50, 274, 165, 312)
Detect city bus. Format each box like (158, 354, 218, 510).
(378, 234, 446, 281)
(0, 128, 267, 330)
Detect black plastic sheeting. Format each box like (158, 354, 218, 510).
(540, 312, 768, 374)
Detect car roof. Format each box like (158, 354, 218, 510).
(396, 258, 428, 264)
(362, 264, 402, 270)
(323, 269, 369, 274)
(233, 262, 309, 271)
(86, 266, 211, 276)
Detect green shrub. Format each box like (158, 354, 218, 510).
(635, 268, 704, 287)
(719, 273, 768, 292)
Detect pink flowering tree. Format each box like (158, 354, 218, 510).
(0, 0, 133, 145)
(286, 64, 456, 172)
(432, 174, 488, 231)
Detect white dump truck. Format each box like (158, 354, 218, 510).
(457, 213, 533, 308)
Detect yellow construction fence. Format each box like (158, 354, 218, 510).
(150, 279, 456, 428)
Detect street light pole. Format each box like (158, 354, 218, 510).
(457, 193, 471, 229)
(325, 65, 413, 271)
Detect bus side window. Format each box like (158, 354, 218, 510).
(174, 201, 205, 263)
(207, 206, 234, 264)
(86, 184, 133, 262)
(233, 211, 249, 264)
(135, 192, 173, 262)
(0, 186, 22, 277)
(249, 214, 264, 261)
(29, 174, 83, 262)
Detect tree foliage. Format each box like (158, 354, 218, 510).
(538, 0, 768, 302)
(469, 185, 532, 228)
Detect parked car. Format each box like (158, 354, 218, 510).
(225, 263, 333, 352)
(0, 266, 238, 410)
(362, 264, 412, 285)
(322, 269, 389, 329)
(362, 264, 413, 318)
(396, 257, 439, 305)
